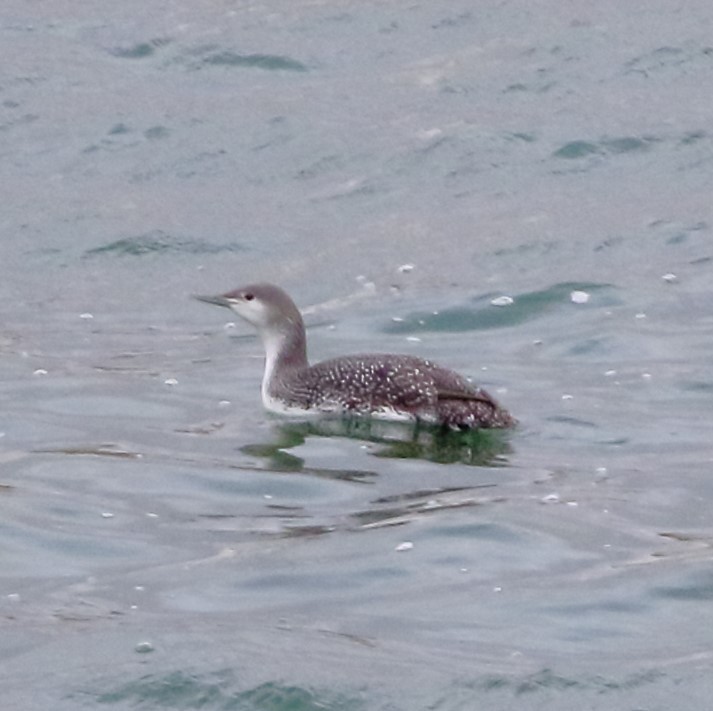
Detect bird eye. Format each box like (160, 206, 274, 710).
(244, 293, 254, 301)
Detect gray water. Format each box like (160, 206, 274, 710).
(2, 1, 713, 709)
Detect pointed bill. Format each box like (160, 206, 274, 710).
(193, 294, 234, 308)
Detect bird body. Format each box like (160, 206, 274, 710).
(195, 283, 514, 430)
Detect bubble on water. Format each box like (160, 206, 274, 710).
(490, 295, 514, 307)
(134, 641, 154, 654)
(570, 290, 590, 304)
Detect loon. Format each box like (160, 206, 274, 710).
(195, 283, 515, 430)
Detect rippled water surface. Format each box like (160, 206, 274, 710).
(2, 1, 713, 709)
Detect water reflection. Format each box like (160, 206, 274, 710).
(242, 417, 513, 468)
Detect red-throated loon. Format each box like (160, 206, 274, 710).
(195, 283, 515, 430)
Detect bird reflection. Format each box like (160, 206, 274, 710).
(241, 416, 513, 472)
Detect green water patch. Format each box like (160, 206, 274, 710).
(240, 443, 306, 473)
(144, 126, 171, 140)
(679, 130, 707, 146)
(624, 44, 713, 76)
(553, 136, 657, 159)
(169, 45, 308, 72)
(84, 231, 247, 257)
(474, 667, 664, 694)
(107, 123, 131, 135)
(110, 38, 172, 59)
(663, 220, 709, 245)
(370, 426, 511, 466)
(601, 136, 657, 154)
(384, 282, 615, 334)
(653, 571, 713, 601)
(202, 51, 307, 72)
(546, 416, 598, 428)
(552, 141, 602, 159)
(566, 338, 608, 357)
(86, 666, 673, 707)
(679, 379, 713, 393)
(92, 670, 362, 710)
(427, 521, 520, 542)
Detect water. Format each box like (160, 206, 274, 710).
(2, 0, 713, 708)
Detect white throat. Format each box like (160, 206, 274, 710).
(258, 327, 289, 404)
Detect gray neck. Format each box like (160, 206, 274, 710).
(259, 319, 309, 401)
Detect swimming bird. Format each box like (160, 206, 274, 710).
(194, 283, 515, 430)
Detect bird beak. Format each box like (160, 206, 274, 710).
(193, 293, 234, 309)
